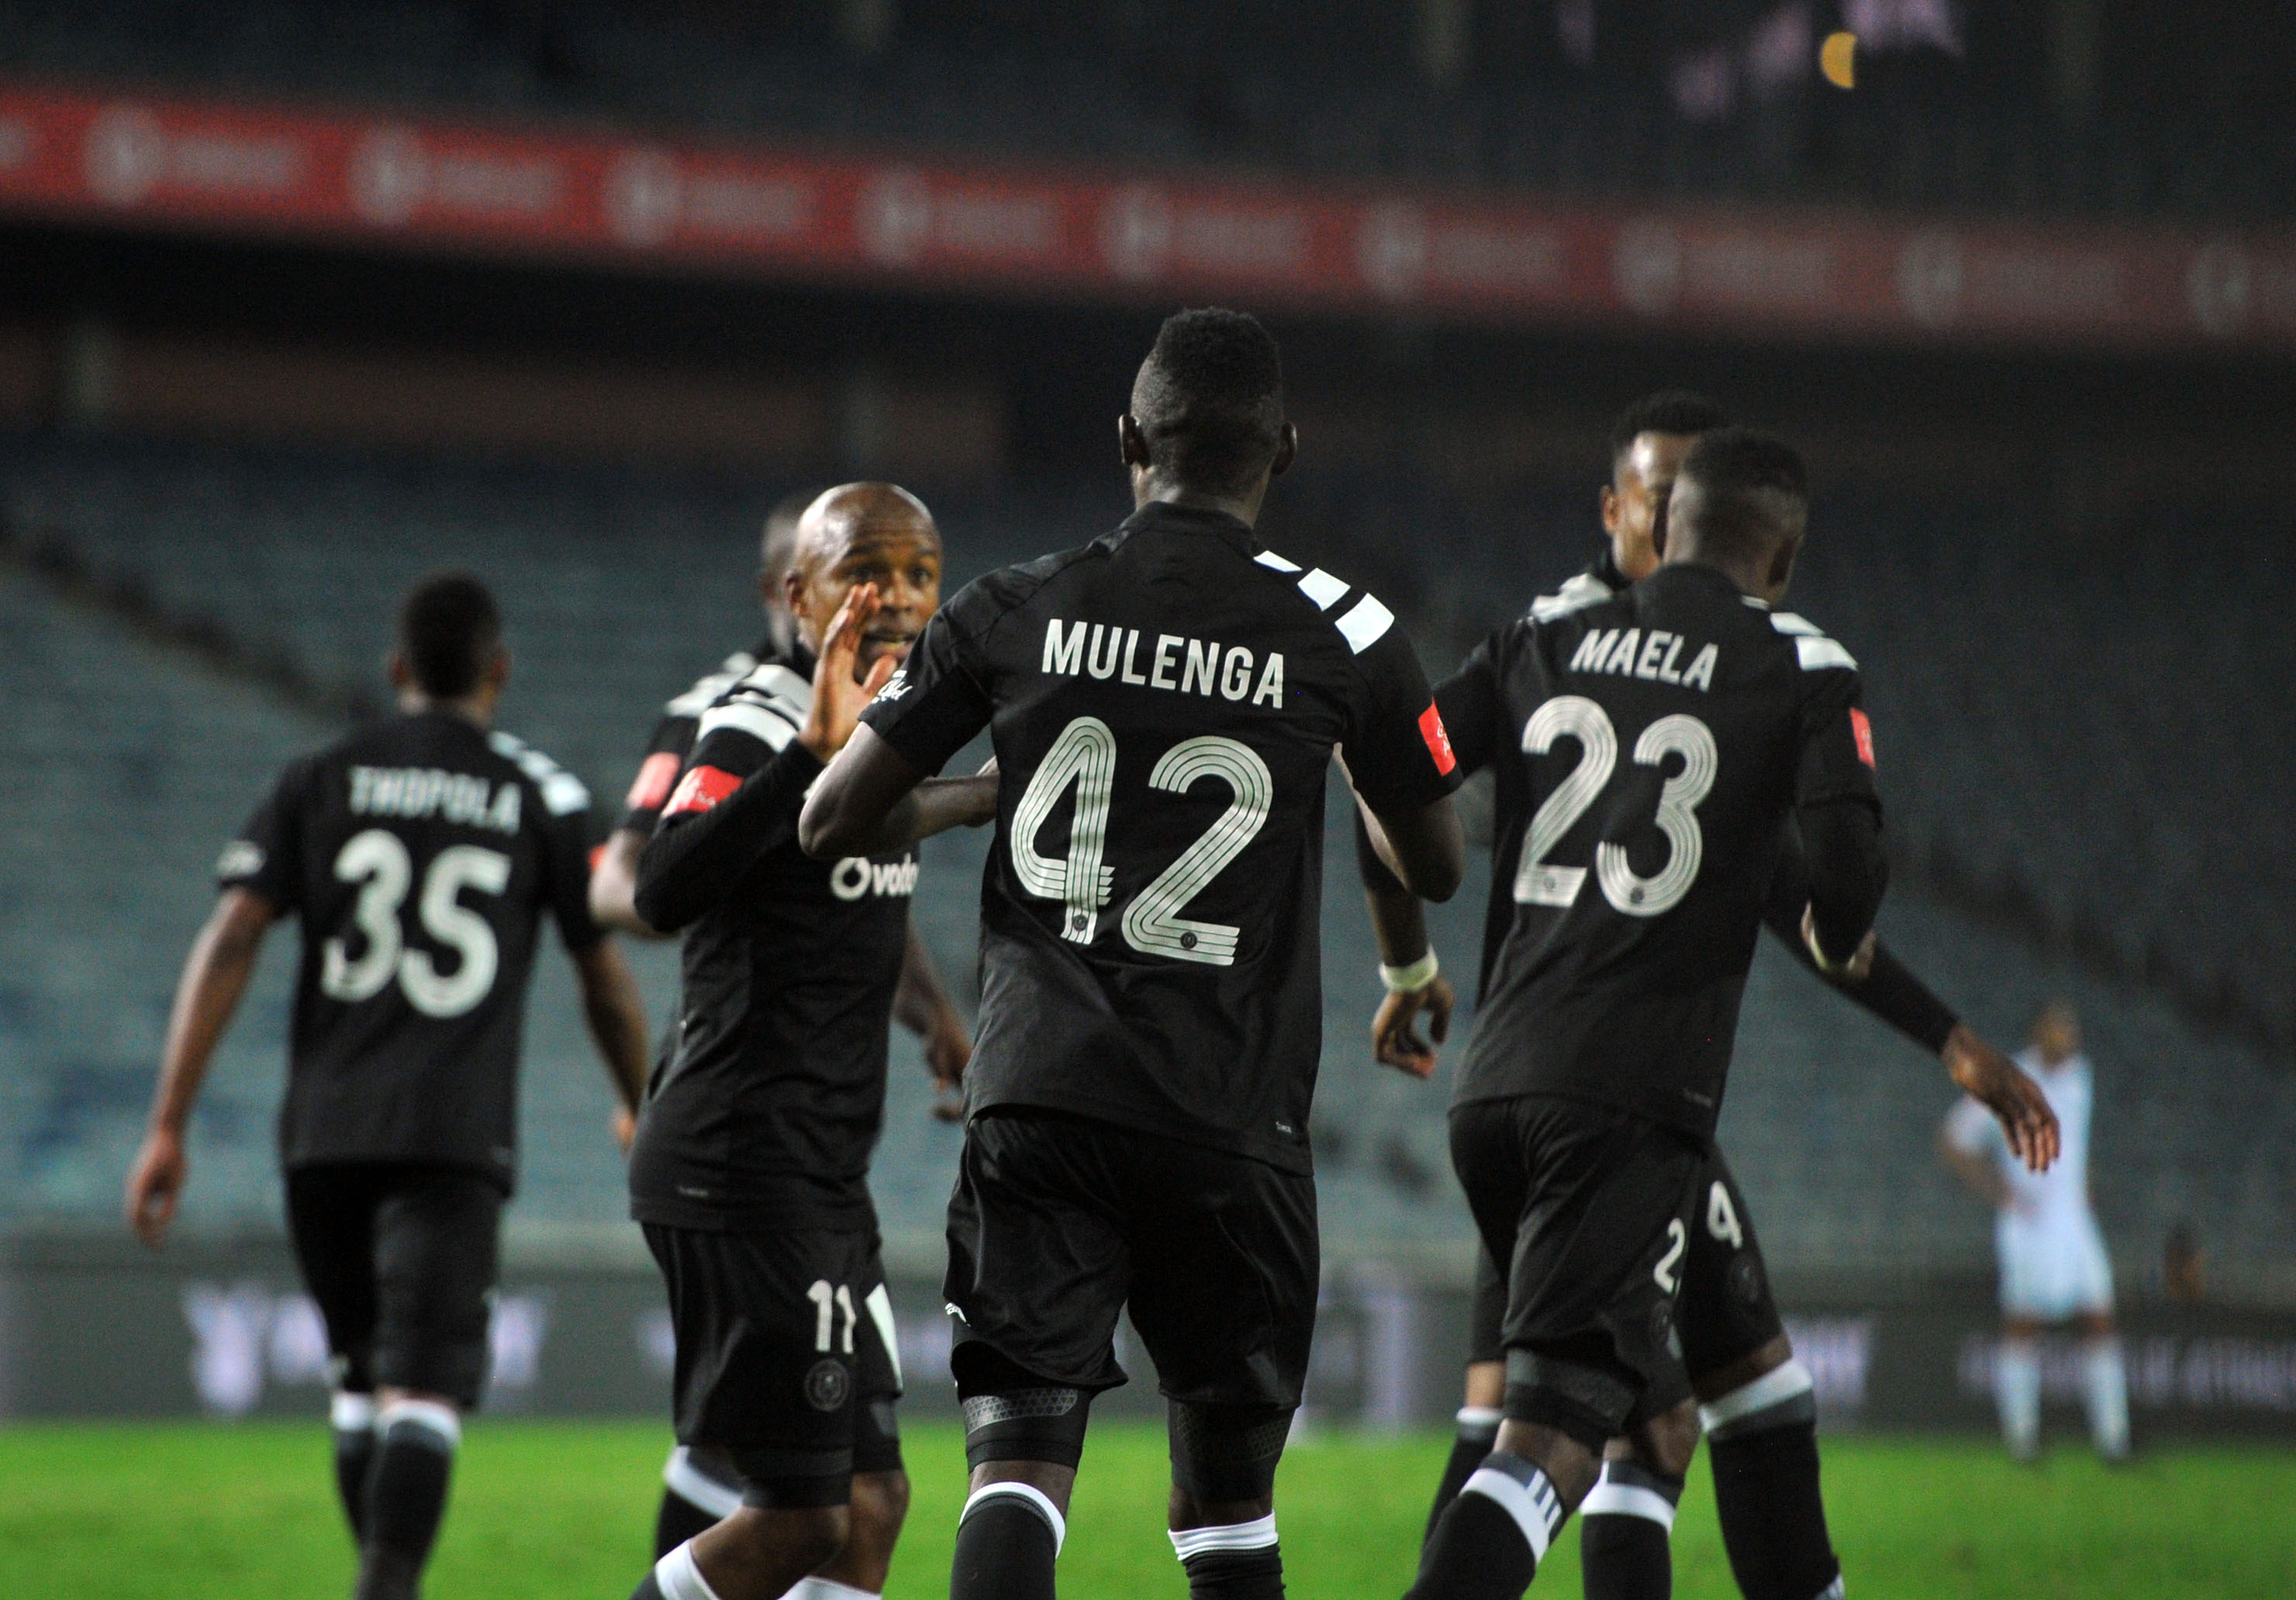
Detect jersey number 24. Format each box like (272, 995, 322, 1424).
(320, 829, 511, 1018)
(1009, 716, 1271, 967)
(1514, 697, 1718, 919)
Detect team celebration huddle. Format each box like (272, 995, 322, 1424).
(129, 308, 2069, 1600)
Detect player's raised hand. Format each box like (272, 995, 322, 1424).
(799, 582, 901, 760)
(1943, 1023, 2061, 1174)
(125, 1126, 187, 1249)
(1373, 973, 1455, 1081)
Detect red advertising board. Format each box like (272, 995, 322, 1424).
(0, 80, 2289, 353)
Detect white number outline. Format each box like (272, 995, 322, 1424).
(1511, 700, 1721, 920)
(807, 1279, 858, 1354)
(319, 829, 512, 1019)
(1119, 736, 1272, 966)
(1010, 717, 1117, 943)
(1653, 1217, 1689, 1294)
(1706, 1180, 1745, 1250)
(1513, 695, 1616, 907)
(1597, 714, 1719, 919)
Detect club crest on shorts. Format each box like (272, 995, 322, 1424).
(804, 1358, 851, 1412)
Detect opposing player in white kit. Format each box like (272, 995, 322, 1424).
(1940, 1000, 2129, 1460)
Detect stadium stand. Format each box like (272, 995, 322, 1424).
(1, 429, 2288, 1289)
(0, 0, 2287, 222)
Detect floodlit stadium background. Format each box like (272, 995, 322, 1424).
(0, 2, 2290, 1592)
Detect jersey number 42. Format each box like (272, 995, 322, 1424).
(1514, 697, 1718, 919)
(1009, 716, 1271, 967)
(320, 829, 511, 1018)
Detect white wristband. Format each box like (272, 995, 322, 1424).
(1379, 950, 1440, 993)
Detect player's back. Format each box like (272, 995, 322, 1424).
(1456, 561, 1879, 1133)
(221, 709, 596, 1185)
(862, 499, 1453, 1172)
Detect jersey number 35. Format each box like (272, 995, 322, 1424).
(320, 829, 511, 1018)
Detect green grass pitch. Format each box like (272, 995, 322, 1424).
(2, 1420, 2290, 1598)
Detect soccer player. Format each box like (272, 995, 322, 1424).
(1396, 431, 2056, 1600)
(1942, 999, 2129, 1461)
(124, 571, 652, 1600)
(1378, 391, 2049, 1600)
(623, 484, 998, 1600)
(590, 491, 974, 1562)
(800, 308, 1465, 1600)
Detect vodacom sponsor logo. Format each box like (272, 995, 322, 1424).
(858, 167, 932, 265)
(1896, 230, 1963, 330)
(1613, 219, 1683, 316)
(1357, 202, 1428, 301)
(1101, 183, 1173, 283)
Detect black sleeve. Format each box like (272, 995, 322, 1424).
(1794, 669, 1887, 963)
(540, 784, 607, 953)
(1432, 633, 1511, 781)
(215, 757, 309, 913)
(1338, 626, 1465, 817)
(857, 581, 998, 777)
(634, 678, 826, 933)
(615, 712, 697, 837)
(1761, 821, 1955, 1053)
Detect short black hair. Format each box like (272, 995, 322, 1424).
(1673, 427, 1808, 564)
(1130, 308, 1286, 495)
(398, 570, 501, 698)
(1609, 389, 1729, 467)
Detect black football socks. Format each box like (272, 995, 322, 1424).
(1578, 1458, 1684, 1600)
(1409, 1450, 1566, 1600)
(330, 1391, 378, 1542)
(1171, 1514, 1285, 1600)
(951, 1483, 1063, 1600)
(1701, 1363, 1842, 1600)
(1424, 1406, 1504, 1550)
(355, 1399, 459, 1600)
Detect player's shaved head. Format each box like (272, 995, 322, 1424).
(792, 481, 940, 577)
(784, 481, 945, 684)
(1664, 428, 1809, 600)
(1603, 390, 1728, 581)
(1127, 308, 1289, 498)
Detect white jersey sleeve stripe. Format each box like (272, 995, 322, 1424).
(1296, 567, 1350, 610)
(1795, 636, 1858, 671)
(1334, 593, 1395, 653)
(1769, 612, 1825, 637)
(1253, 549, 1303, 574)
(697, 698, 798, 751)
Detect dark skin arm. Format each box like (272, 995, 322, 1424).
(1359, 861, 1455, 1081)
(126, 888, 278, 1247)
(799, 726, 1000, 860)
(570, 938, 651, 1149)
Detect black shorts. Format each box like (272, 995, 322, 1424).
(1462, 1144, 1783, 1390)
(944, 1109, 1317, 1409)
(1676, 1145, 1786, 1386)
(643, 1223, 903, 1506)
(285, 1162, 503, 1409)
(1448, 1095, 1706, 1449)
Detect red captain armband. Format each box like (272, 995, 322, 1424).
(1849, 707, 1876, 768)
(1419, 702, 1458, 775)
(663, 765, 742, 819)
(625, 750, 682, 812)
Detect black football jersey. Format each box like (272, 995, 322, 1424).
(614, 635, 778, 838)
(858, 500, 1460, 1173)
(216, 711, 602, 1188)
(1441, 562, 1883, 1133)
(627, 640, 919, 1232)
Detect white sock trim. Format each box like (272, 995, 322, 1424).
(662, 1446, 746, 1521)
(330, 1391, 376, 1432)
(1169, 1513, 1278, 1561)
(1461, 1464, 1560, 1564)
(375, 1398, 461, 1450)
(1580, 1482, 1678, 1529)
(1699, 1360, 1814, 1432)
(1455, 1405, 1504, 1434)
(962, 1481, 1067, 1557)
(784, 1578, 879, 1600)
(655, 1541, 726, 1600)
